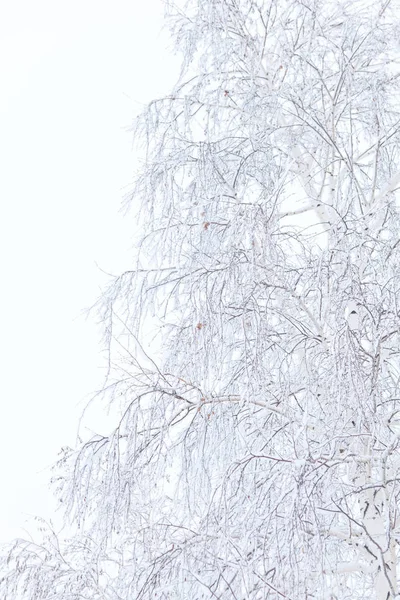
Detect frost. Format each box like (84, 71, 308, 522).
(2, 0, 400, 599)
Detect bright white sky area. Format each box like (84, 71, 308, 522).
(0, 0, 178, 543)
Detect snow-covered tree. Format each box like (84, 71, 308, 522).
(3, 0, 400, 598)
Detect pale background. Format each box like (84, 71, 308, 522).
(0, 0, 178, 542)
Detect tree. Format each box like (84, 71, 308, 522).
(3, 0, 400, 598)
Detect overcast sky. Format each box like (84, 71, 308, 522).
(0, 0, 178, 542)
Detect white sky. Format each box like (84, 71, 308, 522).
(0, 0, 178, 542)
